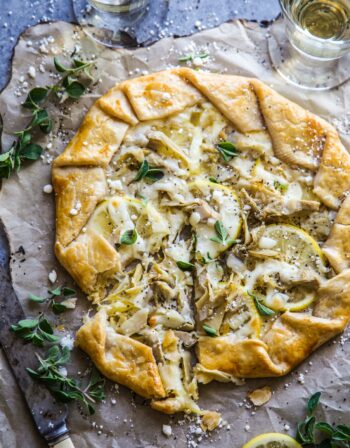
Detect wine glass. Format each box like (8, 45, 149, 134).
(73, 0, 163, 48)
(268, 0, 350, 90)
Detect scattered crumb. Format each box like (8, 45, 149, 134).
(201, 411, 221, 432)
(60, 334, 75, 351)
(27, 66, 36, 79)
(248, 386, 272, 406)
(162, 424, 172, 437)
(48, 269, 57, 283)
(43, 184, 53, 194)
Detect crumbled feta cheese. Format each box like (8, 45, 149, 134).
(27, 66, 36, 79)
(107, 179, 123, 191)
(192, 57, 204, 67)
(39, 44, 49, 54)
(58, 366, 68, 377)
(162, 424, 172, 437)
(43, 184, 53, 194)
(190, 212, 201, 226)
(258, 236, 277, 249)
(48, 270, 57, 283)
(70, 208, 78, 216)
(60, 334, 75, 350)
(297, 373, 305, 384)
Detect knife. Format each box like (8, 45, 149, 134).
(0, 219, 75, 448)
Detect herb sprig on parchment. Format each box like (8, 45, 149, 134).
(297, 392, 350, 447)
(28, 285, 77, 314)
(0, 56, 94, 179)
(27, 346, 105, 415)
(11, 286, 105, 414)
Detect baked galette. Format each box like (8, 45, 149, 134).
(53, 68, 350, 420)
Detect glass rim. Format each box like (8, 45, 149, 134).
(278, 0, 350, 47)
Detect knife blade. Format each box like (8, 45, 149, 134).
(0, 219, 74, 447)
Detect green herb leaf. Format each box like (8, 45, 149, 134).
(54, 57, 69, 73)
(203, 324, 217, 337)
(333, 425, 350, 441)
(120, 229, 138, 245)
(297, 416, 316, 445)
(52, 301, 69, 314)
(20, 143, 43, 160)
(27, 347, 105, 415)
(65, 80, 86, 99)
(208, 176, 219, 184)
(11, 318, 39, 331)
(28, 293, 47, 303)
(176, 261, 195, 272)
(249, 292, 276, 317)
(307, 392, 321, 416)
(178, 52, 209, 62)
(62, 287, 76, 297)
(210, 220, 236, 247)
(315, 422, 335, 436)
(216, 141, 239, 162)
(145, 168, 164, 182)
(273, 180, 289, 194)
(134, 160, 149, 181)
(49, 287, 62, 296)
(134, 160, 164, 183)
(19, 131, 32, 148)
(22, 87, 49, 109)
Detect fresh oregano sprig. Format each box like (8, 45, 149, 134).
(11, 313, 60, 346)
(176, 260, 195, 272)
(0, 56, 94, 179)
(297, 392, 350, 447)
(210, 220, 237, 247)
(120, 229, 138, 245)
(27, 345, 105, 415)
(28, 286, 77, 314)
(133, 160, 164, 183)
(178, 52, 209, 63)
(248, 291, 276, 317)
(216, 141, 240, 162)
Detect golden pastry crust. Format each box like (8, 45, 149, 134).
(121, 70, 202, 121)
(53, 68, 350, 413)
(76, 310, 166, 399)
(54, 104, 128, 168)
(178, 68, 265, 133)
(55, 230, 120, 296)
(323, 195, 350, 273)
(252, 79, 330, 171)
(52, 166, 107, 247)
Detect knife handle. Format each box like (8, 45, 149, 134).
(50, 435, 75, 448)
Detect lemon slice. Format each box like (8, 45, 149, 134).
(260, 224, 327, 275)
(247, 224, 327, 312)
(88, 195, 143, 242)
(243, 433, 302, 448)
(189, 180, 242, 260)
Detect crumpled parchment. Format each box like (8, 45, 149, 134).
(0, 19, 349, 448)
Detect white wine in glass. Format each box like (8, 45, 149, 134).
(269, 0, 350, 90)
(73, 0, 149, 48)
(88, 0, 148, 13)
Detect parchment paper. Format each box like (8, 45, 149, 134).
(0, 19, 349, 448)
